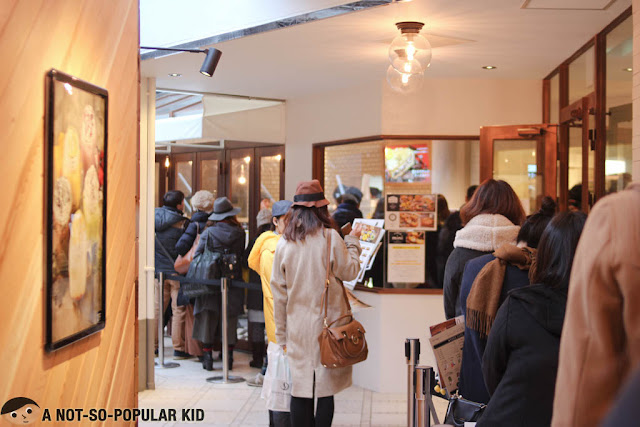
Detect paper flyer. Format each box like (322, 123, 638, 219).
(386, 231, 425, 284)
(343, 218, 385, 290)
(428, 317, 465, 393)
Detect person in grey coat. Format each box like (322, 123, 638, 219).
(271, 180, 362, 427)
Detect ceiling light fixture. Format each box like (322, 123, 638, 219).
(389, 22, 432, 74)
(482, 65, 497, 70)
(387, 21, 430, 94)
(168, 73, 181, 77)
(140, 46, 222, 77)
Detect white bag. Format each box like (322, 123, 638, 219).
(261, 342, 292, 412)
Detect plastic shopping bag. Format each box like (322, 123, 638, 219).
(261, 342, 292, 412)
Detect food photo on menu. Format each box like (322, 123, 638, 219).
(384, 145, 431, 183)
(385, 194, 437, 231)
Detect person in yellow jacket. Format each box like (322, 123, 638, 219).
(248, 200, 292, 427)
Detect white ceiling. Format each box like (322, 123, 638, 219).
(140, 0, 631, 100)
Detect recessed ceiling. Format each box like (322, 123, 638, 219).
(521, 0, 617, 10)
(141, 0, 631, 100)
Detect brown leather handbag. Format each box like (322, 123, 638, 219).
(174, 223, 200, 275)
(318, 231, 368, 368)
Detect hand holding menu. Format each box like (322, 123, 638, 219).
(343, 219, 384, 289)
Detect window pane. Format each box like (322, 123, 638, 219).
(568, 127, 583, 204)
(569, 46, 595, 104)
(324, 141, 385, 218)
(606, 16, 633, 194)
(260, 154, 282, 206)
(230, 156, 251, 225)
(493, 140, 539, 215)
(200, 159, 219, 199)
(175, 160, 193, 216)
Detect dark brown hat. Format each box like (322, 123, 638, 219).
(292, 180, 330, 208)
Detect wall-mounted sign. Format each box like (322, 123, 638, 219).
(385, 194, 437, 231)
(384, 144, 431, 183)
(387, 231, 425, 284)
(45, 69, 108, 351)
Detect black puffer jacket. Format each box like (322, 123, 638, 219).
(193, 221, 246, 317)
(155, 206, 187, 272)
(332, 202, 363, 229)
(175, 210, 209, 256)
(479, 284, 567, 427)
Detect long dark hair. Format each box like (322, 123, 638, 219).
(282, 205, 336, 241)
(530, 211, 587, 291)
(460, 179, 526, 226)
(516, 196, 556, 248)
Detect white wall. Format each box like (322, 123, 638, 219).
(284, 78, 542, 199)
(381, 79, 543, 135)
(285, 82, 382, 198)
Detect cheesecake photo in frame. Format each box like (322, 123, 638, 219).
(44, 69, 107, 351)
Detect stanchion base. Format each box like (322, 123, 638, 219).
(206, 375, 245, 384)
(157, 362, 180, 369)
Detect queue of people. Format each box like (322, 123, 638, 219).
(443, 179, 640, 427)
(154, 176, 639, 427)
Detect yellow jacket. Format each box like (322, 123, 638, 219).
(247, 231, 281, 344)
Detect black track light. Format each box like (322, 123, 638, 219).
(140, 46, 222, 77)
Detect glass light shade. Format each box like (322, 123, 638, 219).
(386, 65, 423, 94)
(388, 33, 432, 74)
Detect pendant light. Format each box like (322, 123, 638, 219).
(388, 22, 431, 75)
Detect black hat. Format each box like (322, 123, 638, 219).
(208, 197, 241, 221)
(272, 200, 293, 217)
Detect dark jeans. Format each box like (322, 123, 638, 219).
(290, 396, 334, 427)
(269, 410, 292, 427)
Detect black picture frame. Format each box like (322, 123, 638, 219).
(44, 69, 108, 351)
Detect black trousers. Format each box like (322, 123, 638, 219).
(290, 396, 334, 427)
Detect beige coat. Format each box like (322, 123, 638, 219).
(271, 228, 361, 398)
(552, 182, 640, 426)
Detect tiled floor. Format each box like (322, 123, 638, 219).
(139, 339, 448, 426)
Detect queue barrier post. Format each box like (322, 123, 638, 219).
(156, 271, 179, 369)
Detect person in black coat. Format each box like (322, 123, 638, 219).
(478, 211, 587, 427)
(332, 192, 363, 229)
(154, 190, 189, 358)
(192, 197, 246, 371)
(457, 198, 556, 403)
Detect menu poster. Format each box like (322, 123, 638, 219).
(385, 194, 437, 231)
(386, 231, 425, 284)
(343, 219, 385, 290)
(428, 319, 465, 393)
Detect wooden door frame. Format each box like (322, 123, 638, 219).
(195, 150, 225, 199)
(226, 148, 256, 237)
(479, 124, 558, 204)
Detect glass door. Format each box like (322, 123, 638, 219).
(171, 153, 196, 216)
(226, 149, 254, 239)
(196, 151, 224, 200)
(256, 146, 285, 210)
(479, 124, 557, 214)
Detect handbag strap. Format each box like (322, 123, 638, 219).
(155, 233, 176, 263)
(322, 229, 353, 327)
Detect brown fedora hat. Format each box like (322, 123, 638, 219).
(292, 179, 330, 208)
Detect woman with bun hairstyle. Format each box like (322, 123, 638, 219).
(443, 179, 526, 319)
(478, 211, 587, 427)
(457, 196, 556, 404)
(271, 180, 362, 427)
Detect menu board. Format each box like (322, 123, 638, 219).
(343, 219, 385, 290)
(385, 194, 437, 231)
(429, 317, 465, 393)
(386, 231, 425, 284)
(385, 145, 431, 183)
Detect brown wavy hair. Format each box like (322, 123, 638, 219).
(460, 179, 526, 226)
(282, 205, 337, 241)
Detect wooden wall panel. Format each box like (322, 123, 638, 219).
(0, 0, 139, 421)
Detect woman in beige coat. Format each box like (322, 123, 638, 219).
(271, 180, 362, 427)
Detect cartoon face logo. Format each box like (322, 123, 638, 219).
(1, 397, 41, 425)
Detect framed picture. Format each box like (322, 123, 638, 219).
(44, 69, 107, 351)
